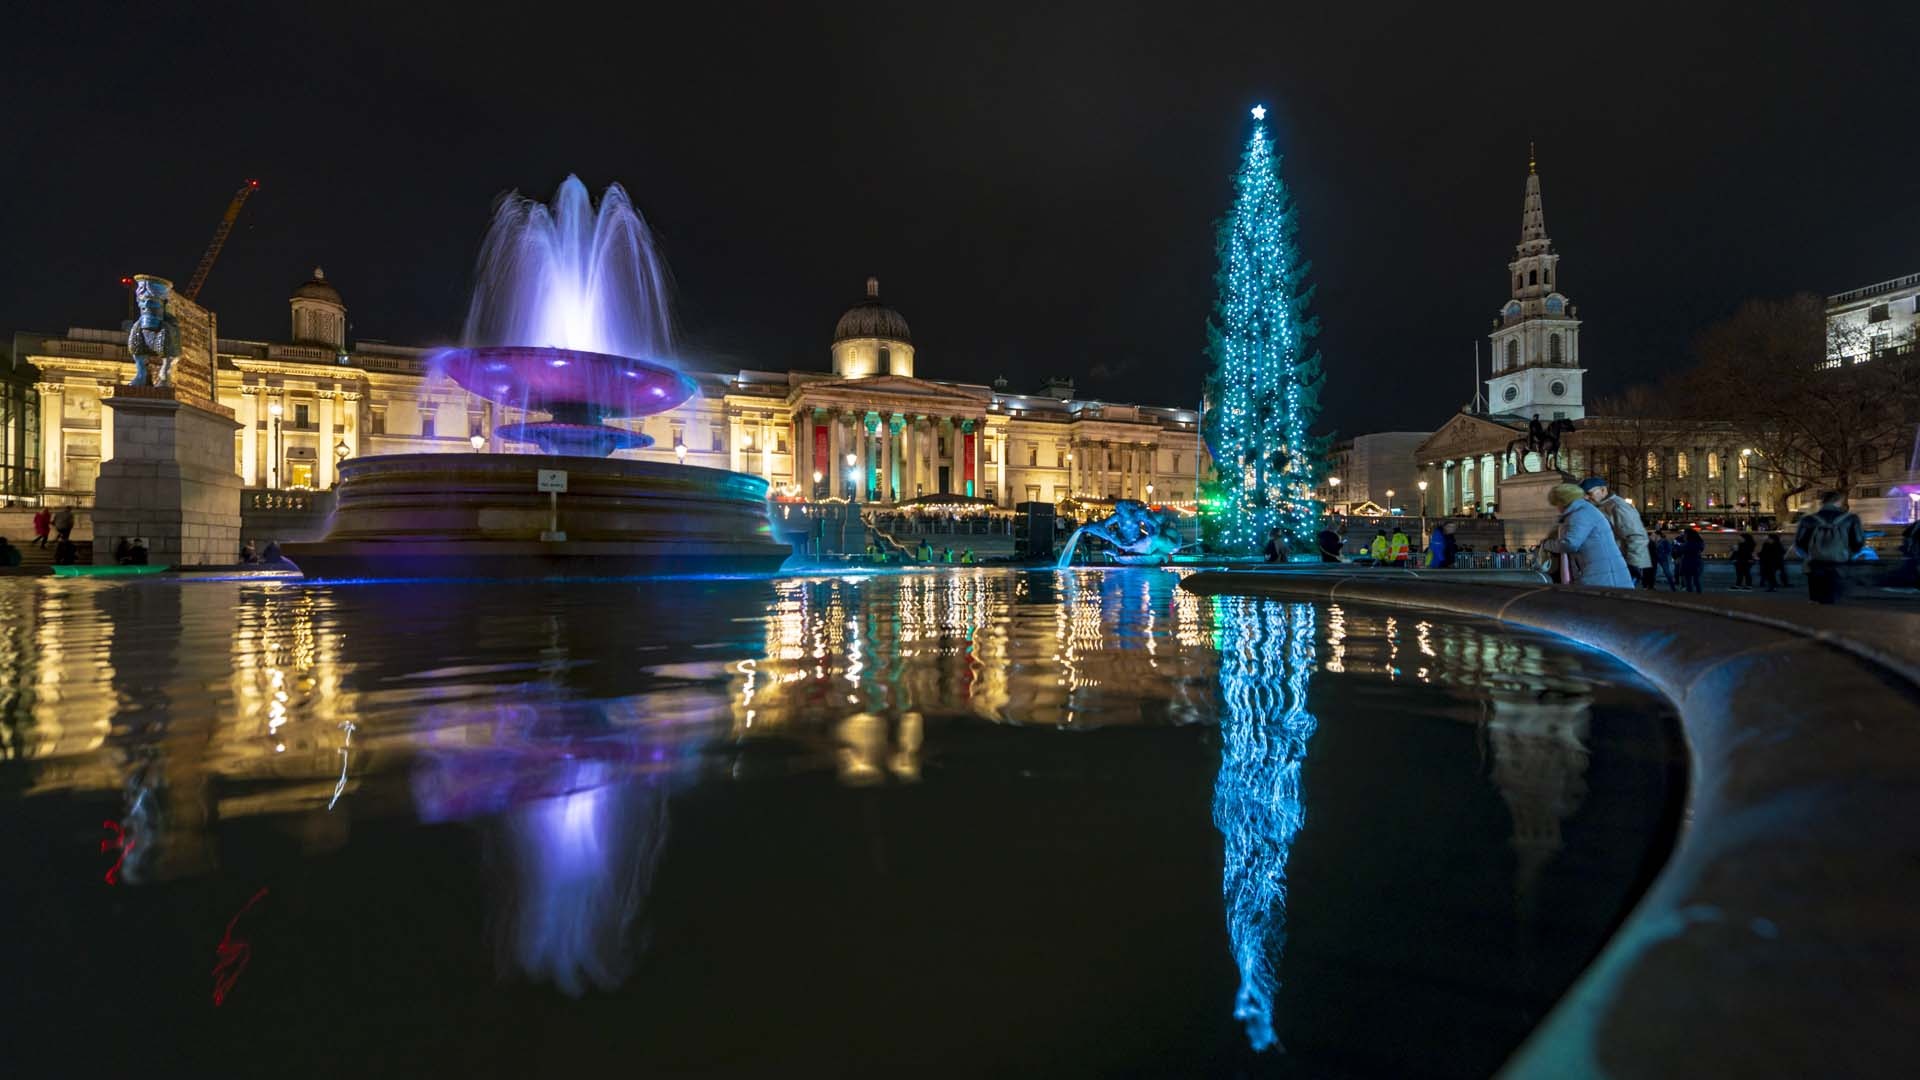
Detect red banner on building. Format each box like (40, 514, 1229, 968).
(963, 433, 976, 483)
(813, 423, 829, 477)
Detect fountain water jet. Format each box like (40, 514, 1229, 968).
(285, 177, 790, 579)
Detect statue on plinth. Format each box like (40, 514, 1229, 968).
(1507, 414, 1577, 472)
(127, 275, 181, 388)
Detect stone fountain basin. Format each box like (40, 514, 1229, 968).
(282, 453, 790, 579)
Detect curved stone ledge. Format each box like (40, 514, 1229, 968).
(1180, 569, 1920, 1080)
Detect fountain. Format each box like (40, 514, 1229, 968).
(285, 177, 791, 579)
(1055, 499, 1186, 568)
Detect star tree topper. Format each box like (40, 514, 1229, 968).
(1250, 104, 1266, 120)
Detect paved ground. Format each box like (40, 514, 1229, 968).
(1650, 560, 1920, 611)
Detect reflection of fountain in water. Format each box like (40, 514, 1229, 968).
(1212, 598, 1317, 1052)
(412, 702, 694, 996)
(500, 761, 668, 996)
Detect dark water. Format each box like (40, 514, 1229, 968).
(0, 569, 1682, 1078)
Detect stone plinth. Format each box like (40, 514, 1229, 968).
(1496, 469, 1575, 551)
(93, 391, 243, 567)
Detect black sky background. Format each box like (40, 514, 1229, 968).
(5, 2, 1918, 435)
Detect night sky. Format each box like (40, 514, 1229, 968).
(6, 3, 1918, 435)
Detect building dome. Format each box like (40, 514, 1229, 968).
(833, 276, 911, 345)
(293, 266, 343, 305)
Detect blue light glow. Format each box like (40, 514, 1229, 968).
(1213, 598, 1317, 1052)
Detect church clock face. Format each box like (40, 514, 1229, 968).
(1550, 380, 1567, 396)
(1503, 385, 1518, 403)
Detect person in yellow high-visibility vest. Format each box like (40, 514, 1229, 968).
(1368, 530, 1390, 565)
(1390, 527, 1412, 567)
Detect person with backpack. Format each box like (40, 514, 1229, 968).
(1792, 491, 1866, 605)
(31, 508, 50, 548)
(1731, 532, 1757, 590)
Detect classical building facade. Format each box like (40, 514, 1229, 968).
(11, 272, 1209, 511)
(1415, 158, 1785, 519)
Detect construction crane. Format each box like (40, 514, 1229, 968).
(182, 178, 261, 301)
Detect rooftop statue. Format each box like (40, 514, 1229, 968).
(127, 275, 181, 388)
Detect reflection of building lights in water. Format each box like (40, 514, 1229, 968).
(1213, 599, 1317, 1053)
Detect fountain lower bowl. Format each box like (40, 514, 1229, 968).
(282, 453, 791, 579)
(496, 421, 653, 457)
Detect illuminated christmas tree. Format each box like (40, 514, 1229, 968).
(1202, 105, 1324, 554)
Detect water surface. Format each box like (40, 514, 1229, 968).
(0, 569, 1681, 1077)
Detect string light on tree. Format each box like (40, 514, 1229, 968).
(1200, 104, 1326, 555)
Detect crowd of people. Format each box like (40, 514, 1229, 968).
(1296, 477, 1914, 607)
(1544, 477, 1894, 604)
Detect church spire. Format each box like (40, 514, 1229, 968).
(1519, 149, 1548, 251)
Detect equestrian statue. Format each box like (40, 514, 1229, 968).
(1506, 415, 1577, 473)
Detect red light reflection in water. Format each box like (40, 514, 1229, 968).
(212, 888, 270, 1007)
(99, 820, 133, 885)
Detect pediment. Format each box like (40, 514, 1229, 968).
(1415, 412, 1524, 461)
(798, 375, 989, 407)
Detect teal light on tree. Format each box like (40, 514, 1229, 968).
(1201, 105, 1325, 554)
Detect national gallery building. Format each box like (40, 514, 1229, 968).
(6, 273, 1210, 512)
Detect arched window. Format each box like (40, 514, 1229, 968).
(1646, 451, 1660, 479)
(1677, 452, 1690, 478)
(1528, 269, 1538, 286)
(1549, 332, 1562, 362)
(1707, 452, 1720, 479)
(878, 345, 890, 373)
(1505, 339, 1518, 368)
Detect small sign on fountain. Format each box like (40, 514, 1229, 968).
(538, 469, 567, 542)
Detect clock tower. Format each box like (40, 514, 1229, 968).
(1487, 149, 1585, 420)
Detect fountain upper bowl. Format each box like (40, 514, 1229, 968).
(433, 346, 697, 417)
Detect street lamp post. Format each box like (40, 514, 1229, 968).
(811, 470, 823, 500)
(468, 434, 485, 453)
(1384, 488, 1395, 517)
(267, 400, 283, 489)
(845, 452, 859, 504)
(1417, 479, 1429, 531)
(674, 442, 688, 465)
(1740, 448, 1754, 523)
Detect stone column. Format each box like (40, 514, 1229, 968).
(728, 416, 743, 473)
(827, 410, 844, 499)
(100, 392, 115, 464)
(876, 415, 889, 502)
(317, 392, 337, 488)
(37, 383, 63, 491)
(239, 385, 258, 485)
(795, 411, 810, 496)
(994, 431, 1008, 505)
(344, 393, 361, 460)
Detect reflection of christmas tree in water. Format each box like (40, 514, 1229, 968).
(1484, 690, 1591, 915)
(1212, 599, 1317, 1052)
